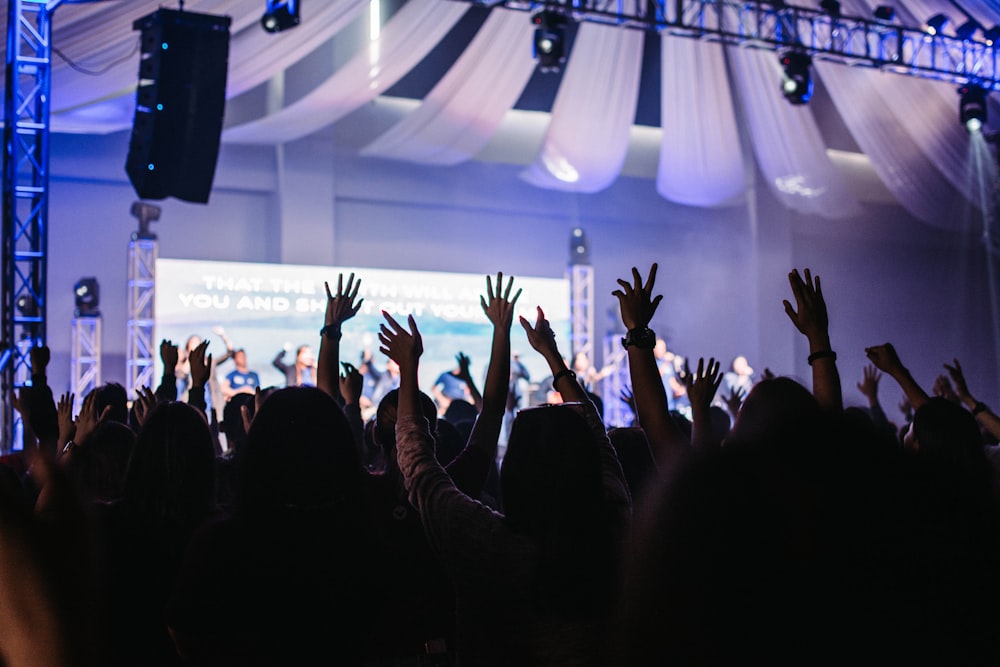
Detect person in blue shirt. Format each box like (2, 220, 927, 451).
(222, 348, 261, 401)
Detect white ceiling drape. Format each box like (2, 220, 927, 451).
(7, 0, 1000, 218)
(726, 46, 863, 219)
(657, 37, 745, 207)
(359, 7, 536, 165)
(223, 0, 468, 143)
(520, 22, 645, 192)
(815, 61, 962, 227)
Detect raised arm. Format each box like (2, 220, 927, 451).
(611, 264, 689, 466)
(317, 272, 363, 399)
(155, 339, 179, 402)
(187, 340, 212, 416)
(783, 268, 843, 414)
(865, 343, 929, 412)
(379, 312, 424, 424)
(944, 358, 1000, 443)
(446, 273, 521, 497)
(856, 364, 893, 435)
(454, 352, 483, 413)
(339, 361, 365, 450)
(685, 357, 724, 451)
(519, 306, 587, 404)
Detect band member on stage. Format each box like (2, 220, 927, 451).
(221, 348, 261, 400)
(272, 343, 317, 388)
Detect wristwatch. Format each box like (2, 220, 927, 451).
(621, 327, 656, 350)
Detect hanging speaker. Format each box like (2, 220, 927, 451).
(125, 8, 232, 204)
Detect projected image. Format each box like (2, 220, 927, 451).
(155, 259, 571, 414)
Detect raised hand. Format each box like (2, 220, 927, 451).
(782, 268, 829, 343)
(74, 390, 110, 446)
(324, 272, 363, 329)
(160, 339, 179, 373)
(856, 364, 882, 403)
(932, 374, 959, 403)
(339, 362, 363, 406)
(29, 345, 50, 373)
(518, 306, 560, 360)
(133, 385, 158, 428)
(239, 386, 265, 435)
(612, 264, 663, 331)
(864, 343, 905, 377)
(56, 392, 75, 448)
(943, 358, 972, 401)
(378, 311, 423, 371)
(724, 385, 746, 417)
(684, 357, 723, 411)
(480, 272, 522, 329)
(188, 339, 212, 389)
(456, 352, 473, 381)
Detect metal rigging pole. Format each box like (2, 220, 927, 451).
(2, 0, 58, 452)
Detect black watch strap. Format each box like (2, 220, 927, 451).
(621, 327, 656, 350)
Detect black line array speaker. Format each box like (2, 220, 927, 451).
(125, 8, 232, 204)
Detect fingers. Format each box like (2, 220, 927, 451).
(502, 274, 513, 300)
(324, 281, 333, 300)
(643, 263, 658, 294)
(381, 310, 405, 333)
(511, 287, 522, 305)
(337, 273, 343, 297)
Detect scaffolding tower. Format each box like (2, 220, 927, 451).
(70, 316, 101, 414)
(2, 0, 58, 452)
(126, 202, 160, 400)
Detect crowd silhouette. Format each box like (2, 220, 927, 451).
(2, 264, 1000, 666)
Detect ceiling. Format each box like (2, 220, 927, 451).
(6, 0, 1000, 226)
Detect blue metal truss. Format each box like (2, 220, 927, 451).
(473, 0, 1000, 90)
(2, 0, 55, 452)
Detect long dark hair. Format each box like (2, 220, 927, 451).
(501, 403, 615, 618)
(123, 401, 215, 534)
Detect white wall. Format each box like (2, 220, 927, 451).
(43, 127, 1000, 419)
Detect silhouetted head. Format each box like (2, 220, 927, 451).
(374, 388, 438, 452)
(94, 383, 129, 425)
(236, 386, 362, 514)
(124, 401, 215, 531)
(443, 398, 477, 427)
(608, 426, 657, 506)
(222, 392, 255, 452)
(909, 397, 991, 495)
(501, 403, 603, 536)
(726, 377, 824, 453)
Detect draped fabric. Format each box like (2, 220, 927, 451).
(726, 46, 863, 219)
(223, 0, 468, 144)
(814, 61, 961, 227)
(359, 7, 536, 165)
(657, 37, 745, 207)
(8, 0, 1000, 215)
(520, 23, 644, 192)
(42, 0, 371, 133)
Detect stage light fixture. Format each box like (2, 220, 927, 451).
(819, 0, 841, 19)
(569, 227, 590, 265)
(15, 294, 38, 318)
(261, 0, 300, 33)
(873, 5, 895, 22)
(955, 20, 982, 41)
(780, 51, 813, 105)
(532, 10, 567, 73)
(959, 84, 988, 133)
(984, 25, 1000, 45)
(74, 277, 101, 318)
(924, 13, 950, 36)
